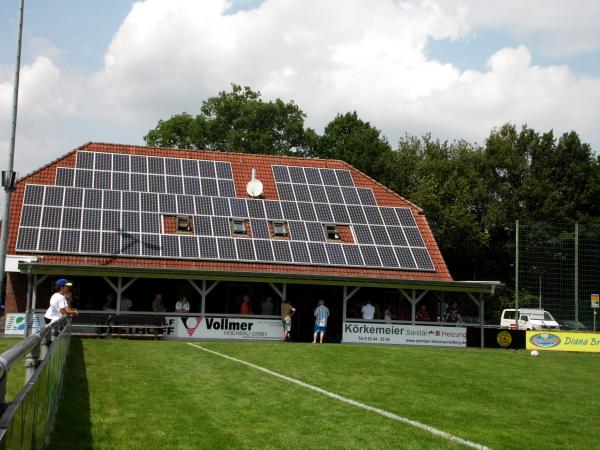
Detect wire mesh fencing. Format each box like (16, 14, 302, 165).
(516, 221, 600, 329)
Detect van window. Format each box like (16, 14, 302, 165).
(503, 310, 516, 320)
(544, 312, 554, 321)
(520, 315, 529, 321)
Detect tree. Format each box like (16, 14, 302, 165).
(314, 112, 393, 182)
(145, 84, 313, 155)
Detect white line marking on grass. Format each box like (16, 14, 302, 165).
(187, 343, 490, 450)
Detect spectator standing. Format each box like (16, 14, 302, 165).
(44, 279, 79, 325)
(361, 300, 375, 320)
(152, 293, 166, 312)
(312, 300, 330, 344)
(416, 305, 430, 321)
(120, 295, 133, 312)
(175, 296, 190, 313)
(260, 296, 275, 315)
(444, 302, 462, 323)
(240, 295, 253, 315)
(281, 299, 296, 342)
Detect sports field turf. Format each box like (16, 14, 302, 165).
(47, 339, 599, 450)
(0, 337, 26, 402)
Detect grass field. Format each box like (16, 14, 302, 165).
(42, 339, 600, 450)
(0, 337, 26, 402)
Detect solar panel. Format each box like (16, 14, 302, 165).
(20, 206, 42, 227)
(251, 220, 270, 239)
(180, 235, 199, 258)
(62, 208, 81, 229)
(160, 235, 179, 257)
(396, 208, 417, 226)
(195, 216, 212, 235)
(217, 237, 237, 259)
(306, 222, 326, 242)
(58, 230, 81, 253)
(141, 213, 160, 233)
(288, 221, 308, 241)
(357, 188, 377, 205)
(272, 240, 292, 262)
(215, 161, 233, 179)
(308, 242, 328, 264)
(292, 184, 311, 202)
(102, 232, 121, 254)
(18, 152, 436, 273)
(81, 231, 101, 253)
(82, 209, 101, 230)
(325, 243, 346, 265)
(297, 202, 317, 221)
(64, 188, 83, 207)
(342, 244, 364, 266)
(277, 183, 295, 201)
(177, 195, 195, 215)
(235, 238, 256, 260)
(94, 171, 111, 190)
(201, 178, 218, 197)
(360, 245, 381, 266)
(281, 201, 300, 220)
(56, 168, 74, 186)
(395, 247, 416, 268)
(141, 233, 160, 256)
(272, 165, 290, 183)
(131, 173, 148, 192)
(335, 170, 354, 187)
(264, 200, 283, 219)
(121, 233, 140, 255)
(412, 247, 434, 269)
(166, 176, 184, 194)
(255, 239, 274, 261)
(404, 227, 425, 247)
(184, 178, 201, 196)
(319, 169, 338, 186)
(247, 199, 266, 218)
(353, 225, 373, 245)
(122, 212, 140, 233)
(377, 246, 398, 267)
(16, 228, 39, 251)
(23, 185, 45, 205)
(290, 241, 310, 263)
(112, 172, 129, 191)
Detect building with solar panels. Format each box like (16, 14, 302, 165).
(3, 143, 499, 344)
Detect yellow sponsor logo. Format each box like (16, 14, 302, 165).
(526, 331, 600, 352)
(496, 331, 512, 348)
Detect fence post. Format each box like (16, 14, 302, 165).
(574, 223, 579, 323)
(515, 220, 519, 328)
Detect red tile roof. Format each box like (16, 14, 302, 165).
(7, 142, 452, 282)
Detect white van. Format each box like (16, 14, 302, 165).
(500, 308, 560, 331)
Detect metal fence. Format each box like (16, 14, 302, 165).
(0, 316, 70, 449)
(516, 221, 600, 328)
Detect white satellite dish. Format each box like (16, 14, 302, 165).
(246, 168, 263, 198)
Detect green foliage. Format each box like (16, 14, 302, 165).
(145, 84, 311, 155)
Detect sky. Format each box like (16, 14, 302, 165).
(1, 0, 600, 185)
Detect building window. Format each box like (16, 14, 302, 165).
(272, 221, 288, 237)
(176, 216, 192, 233)
(231, 218, 247, 235)
(324, 224, 340, 240)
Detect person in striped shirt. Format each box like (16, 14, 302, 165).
(312, 300, 330, 344)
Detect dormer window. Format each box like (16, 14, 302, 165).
(273, 221, 288, 237)
(231, 219, 247, 235)
(324, 224, 340, 240)
(176, 216, 192, 233)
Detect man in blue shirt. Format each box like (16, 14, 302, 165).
(312, 300, 330, 344)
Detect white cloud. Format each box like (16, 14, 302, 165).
(1, 0, 600, 203)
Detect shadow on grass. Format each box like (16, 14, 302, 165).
(47, 338, 92, 450)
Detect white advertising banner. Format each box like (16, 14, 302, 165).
(163, 316, 282, 340)
(4, 313, 44, 335)
(343, 321, 467, 347)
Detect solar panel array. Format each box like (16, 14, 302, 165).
(15, 151, 435, 271)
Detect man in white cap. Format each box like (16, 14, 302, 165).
(44, 278, 79, 325)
